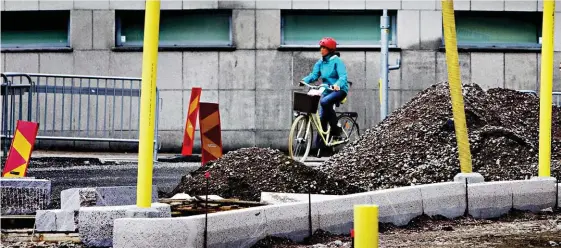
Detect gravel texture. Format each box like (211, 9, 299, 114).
(319, 83, 561, 191)
(172, 148, 363, 201)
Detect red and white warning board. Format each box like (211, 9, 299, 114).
(199, 102, 222, 166)
(2, 120, 39, 178)
(182, 87, 202, 156)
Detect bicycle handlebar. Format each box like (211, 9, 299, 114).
(299, 81, 331, 90)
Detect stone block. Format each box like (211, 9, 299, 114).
(436, 52, 471, 84)
(512, 177, 557, 212)
(35, 209, 78, 232)
(264, 202, 319, 242)
(369, 90, 399, 126)
(255, 130, 287, 150)
(93, 10, 115, 50)
(402, 0, 436, 10)
(366, 51, 401, 90)
(61, 186, 158, 211)
(468, 181, 513, 219)
(420, 10, 442, 50)
(329, 0, 365, 9)
(505, 53, 538, 90)
(183, 0, 218, 8)
(2, 53, 6, 71)
(260, 192, 340, 205)
(110, 0, 145, 9)
(292, 0, 328, 9)
(314, 193, 372, 234)
(39, 0, 73, 10)
(113, 216, 206, 248)
(471, 0, 504, 10)
(256, 10, 281, 49)
(370, 186, 423, 226)
(109, 52, 142, 77)
(39, 53, 74, 74)
(79, 203, 171, 247)
(5, 53, 39, 73)
(558, 183, 560, 208)
(219, 50, 256, 89)
(156, 130, 183, 151)
(505, 0, 537, 11)
(0, 178, 51, 215)
(71, 10, 93, 50)
(74, 51, 110, 75)
(454, 173, 485, 184)
(222, 130, 256, 150)
(158, 91, 184, 130)
(160, 0, 182, 9)
(365, 0, 400, 9)
(256, 0, 291, 9)
(233, 10, 256, 49)
(341, 52, 366, 89)
(256, 90, 291, 130)
(293, 51, 320, 86)
(471, 53, 504, 89)
(206, 207, 267, 247)
(397, 10, 420, 49)
(256, 50, 292, 89)
(183, 52, 219, 89)
(555, 13, 561, 52)
(401, 50, 436, 90)
(419, 182, 466, 219)
(5, 0, 38, 10)
(157, 52, 183, 90)
(74, 0, 110, 9)
(218, 0, 256, 8)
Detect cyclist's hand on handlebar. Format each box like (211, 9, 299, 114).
(331, 85, 341, 91)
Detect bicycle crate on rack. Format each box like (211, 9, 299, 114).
(293, 91, 320, 113)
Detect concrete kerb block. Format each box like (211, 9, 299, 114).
(0, 178, 51, 215)
(468, 181, 513, 219)
(260, 192, 340, 205)
(512, 177, 557, 212)
(61, 186, 159, 210)
(78, 203, 171, 247)
(370, 187, 424, 226)
(454, 172, 485, 184)
(418, 182, 466, 219)
(313, 192, 372, 235)
(35, 209, 78, 232)
(264, 202, 319, 242)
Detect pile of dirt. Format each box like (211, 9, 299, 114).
(171, 147, 363, 201)
(320, 83, 561, 191)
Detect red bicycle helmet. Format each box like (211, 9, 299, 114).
(319, 37, 337, 50)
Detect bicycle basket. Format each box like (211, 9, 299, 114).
(293, 91, 320, 113)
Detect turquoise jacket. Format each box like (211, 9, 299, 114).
(302, 53, 349, 95)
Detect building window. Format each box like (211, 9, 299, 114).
(1, 10, 71, 50)
(449, 11, 542, 49)
(115, 10, 233, 49)
(281, 10, 397, 49)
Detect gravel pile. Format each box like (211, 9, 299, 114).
(319, 83, 561, 190)
(172, 147, 363, 201)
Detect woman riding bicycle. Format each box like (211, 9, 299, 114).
(299, 37, 349, 155)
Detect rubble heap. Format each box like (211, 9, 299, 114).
(172, 147, 363, 201)
(319, 83, 561, 190)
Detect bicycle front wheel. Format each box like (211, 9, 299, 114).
(288, 115, 312, 162)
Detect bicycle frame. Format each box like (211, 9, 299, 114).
(299, 110, 349, 148)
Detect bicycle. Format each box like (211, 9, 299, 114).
(288, 81, 361, 162)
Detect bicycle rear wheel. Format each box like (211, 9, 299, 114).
(288, 115, 312, 162)
(333, 115, 360, 153)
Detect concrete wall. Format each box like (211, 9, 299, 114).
(2, 0, 561, 152)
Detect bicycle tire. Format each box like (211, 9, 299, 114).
(288, 115, 312, 162)
(333, 115, 360, 153)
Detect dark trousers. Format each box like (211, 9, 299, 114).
(315, 90, 347, 149)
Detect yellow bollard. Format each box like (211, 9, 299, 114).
(539, 0, 555, 177)
(354, 205, 379, 248)
(136, 0, 161, 208)
(441, 0, 473, 174)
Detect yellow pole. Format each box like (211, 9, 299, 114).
(539, 0, 555, 177)
(354, 205, 379, 248)
(136, 0, 161, 208)
(441, 0, 473, 173)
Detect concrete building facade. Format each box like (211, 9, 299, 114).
(2, 0, 561, 152)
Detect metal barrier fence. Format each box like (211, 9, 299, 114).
(1, 72, 161, 159)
